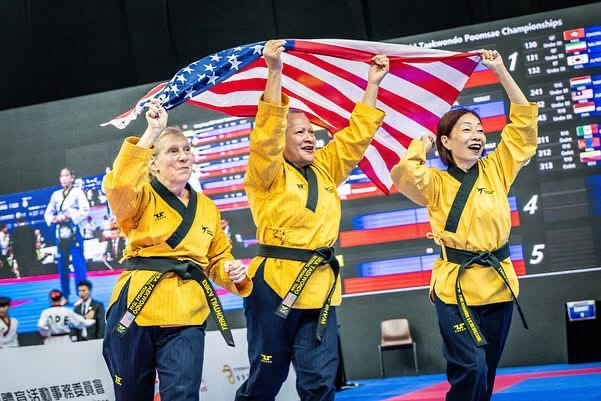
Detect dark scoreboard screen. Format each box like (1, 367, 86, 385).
(185, 3, 601, 296)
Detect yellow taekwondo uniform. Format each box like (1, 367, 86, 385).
(391, 103, 538, 306)
(244, 95, 385, 308)
(103, 137, 252, 327)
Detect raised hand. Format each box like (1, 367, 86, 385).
(263, 39, 286, 72)
(368, 54, 390, 85)
(419, 133, 436, 153)
(480, 49, 504, 73)
(145, 98, 168, 132)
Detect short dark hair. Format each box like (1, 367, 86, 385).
(49, 289, 63, 302)
(16, 217, 26, 224)
(435, 108, 482, 167)
(0, 296, 11, 307)
(62, 167, 75, 177)
(77, 279, 93, 290)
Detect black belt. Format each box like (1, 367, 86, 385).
(445, 243, 528, 346)
(115, 257, 234, 347)
(257, 244, 339, 342)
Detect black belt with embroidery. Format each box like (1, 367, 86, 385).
(257, 244, 339, 342)
(114, 257, 234, 347)
(444, 243, 528, 346)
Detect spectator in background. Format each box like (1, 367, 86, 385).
(103, 223, 126, 268)
(38, 289, 95, 345)
(0, 225, 10, 278)
(0, 296, 19, 348)
(72, 280, 105, 341)
(10, 217, 37, 278)
(44, 167, 90, 301)
(83, 216, 96, 240)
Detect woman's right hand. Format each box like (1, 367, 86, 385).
(419, 133, 436, 153)
(145, 98, 168, 132)
(263, 39, 285, 72)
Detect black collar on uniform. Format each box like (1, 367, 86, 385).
(285, 160, 318, 212)
(150, 178, 198, 248)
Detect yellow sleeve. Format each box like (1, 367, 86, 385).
(487, 102, 538, 192)
(204, 207, 252, 297)
(314, 102, 385, 185)
(390, 139, 440, 208)
(102, 137, 153, 233)
(243, 94, 289, 190)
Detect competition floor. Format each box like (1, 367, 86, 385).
(335, 362, 601, 401)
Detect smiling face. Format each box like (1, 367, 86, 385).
(284, 111, 316, 168)
(437, 110, 485, 169)
(150, 128, 193, 187)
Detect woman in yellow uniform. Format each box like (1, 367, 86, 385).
(102, 99, 252, 401)
(235, 40, 388, 401)
(391, 50, 538, 401)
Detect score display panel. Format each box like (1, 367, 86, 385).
(186, 3, 601, 296)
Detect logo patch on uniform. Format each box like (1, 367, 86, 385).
(201, 226, 214, 236)
(324, 186, 334, 193)
(297, 183, 305, 189)
(154, 211, 166, 220)
(477, 187, 494, 195)
(260, 354, 273, 363)
(453, 323, 466, 333)
(114, 375, 123, 385)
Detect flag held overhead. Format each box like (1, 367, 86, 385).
(103, 39, 480, 194)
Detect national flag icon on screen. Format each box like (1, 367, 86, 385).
(580, 150, 601, 163)
(570, 75, 592, 87)
(565, 41, 588, 54)
(572, 88, 594, 101)
(563, 28, 585, 41)
(576, 124, 599, 136)
(567, 53, 590, 66)
(573, 102, 596, 114)
(578, 137, 601, 150)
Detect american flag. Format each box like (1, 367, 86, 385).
(103, 39, 480, 194)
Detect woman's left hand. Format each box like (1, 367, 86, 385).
(224, 260, 248, 284)
(480, 49, 504, 72)
(368, 54, 390, 85)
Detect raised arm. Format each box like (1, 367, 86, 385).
(481, 49, 528, 105)
(102, 99, 168, 231)
(481, 50, 538, 191)
(391, 134, 440, 208)
(244, 40, 288, 190)
(361, 55, 389, 107)
(262, 40, 284, 106)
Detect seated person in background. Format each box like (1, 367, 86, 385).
(37, 289, 95, 345)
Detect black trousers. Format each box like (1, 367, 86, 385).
(434, 294, 513, 401)
(103, 281, 206, 401)
(235, 262, 339, 401)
